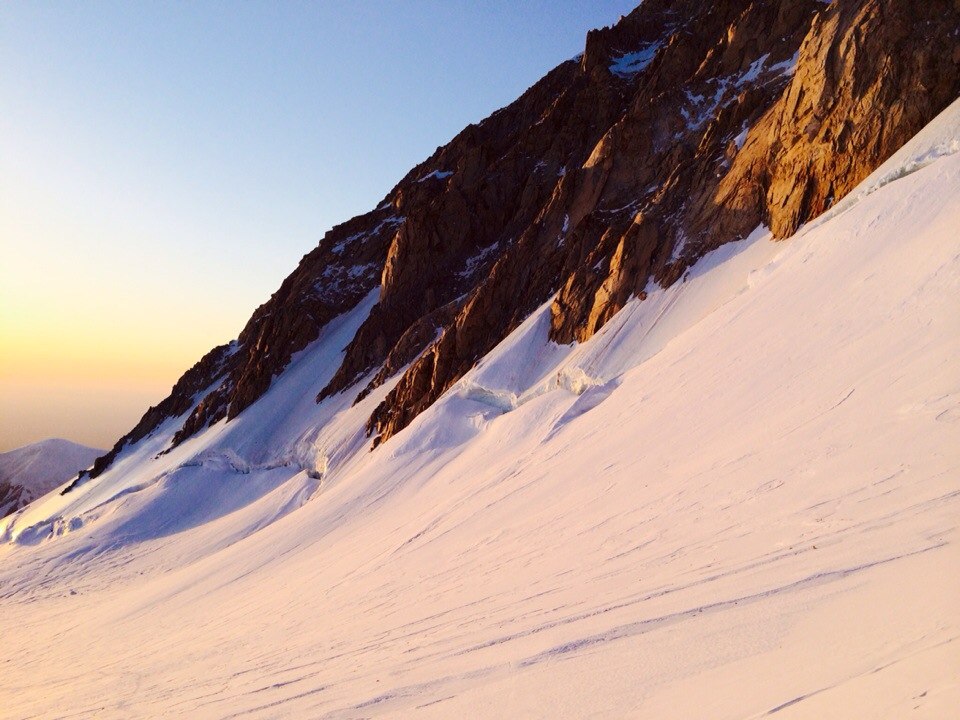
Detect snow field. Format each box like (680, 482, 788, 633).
(1, 100, 958, 719)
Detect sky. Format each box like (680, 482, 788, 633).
(0, 1, 639, 452)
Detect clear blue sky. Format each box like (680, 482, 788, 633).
(0, 1, 639, 450)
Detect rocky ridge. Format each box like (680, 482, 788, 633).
(82, 0, 959, 480)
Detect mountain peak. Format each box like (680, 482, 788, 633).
(0, 439, 103, 519)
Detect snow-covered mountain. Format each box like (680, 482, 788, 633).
(0, 439, 102, 519)
(1, 1, 958, 717)
(72, 0, 960, 479)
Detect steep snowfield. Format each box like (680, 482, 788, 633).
(0, 438, 103, 518)
(1, 100, 959, 718)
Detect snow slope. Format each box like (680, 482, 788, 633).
(0, 100, 958, 718)
(0, 438, 103, 518)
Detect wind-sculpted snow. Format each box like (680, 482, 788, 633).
(1, 102, 958, 718)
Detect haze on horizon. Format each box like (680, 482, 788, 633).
(0, 1, 638, 453)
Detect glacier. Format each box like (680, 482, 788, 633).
(1, 100, 958, 718)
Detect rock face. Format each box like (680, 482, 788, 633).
(369, 0, 960, 444)
(695, 0, 960, 240)
(87, 0, 959, 475)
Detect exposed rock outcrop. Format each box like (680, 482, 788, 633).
(703, 0, 960, 239)
(550, 0, 960, 350)
(371, 0, 959, 444)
